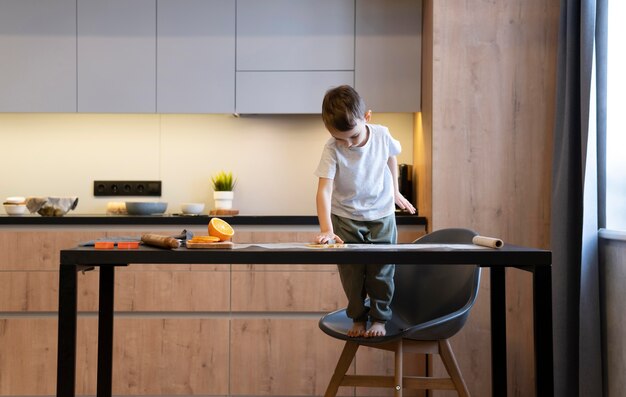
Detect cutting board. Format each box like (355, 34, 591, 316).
(209, 209, 239, 215)
(186, 241, 234, 249)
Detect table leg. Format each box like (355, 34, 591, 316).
(97, 266, 115, 397)
(56, 265, 78, 397)
(490, 267, 507, 397)
(533, 265, 554, 397)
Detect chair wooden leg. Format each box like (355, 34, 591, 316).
(438, 339, 470, 397)
(324, 341, 359, 397)
(394, 340, 403, 397)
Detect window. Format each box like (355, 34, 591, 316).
(606, 1, 626, 230)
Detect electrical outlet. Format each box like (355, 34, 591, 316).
(93, 181, 162, 197)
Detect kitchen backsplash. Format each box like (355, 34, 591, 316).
(0, 113, 414, 215)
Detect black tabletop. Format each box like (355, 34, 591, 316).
(61, 243, 551, 267)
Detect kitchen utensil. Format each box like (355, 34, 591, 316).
(141, 233, 180, 248)
(186, 240, 234, 249)
(106, 202, 127, 215)
(181, 202, 205, 215)
(5, 196, 26, 204)
(3, 203, 27, 215)
(209, 209, 239, 215)
(125, 202, 167, 215)
(95, 242, 115, 249)
(117, 241, 140, 249)
(25, 196, 79, 217)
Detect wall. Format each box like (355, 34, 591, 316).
(600, 234, 626, 397)
(421, 0, 560, 396)
(0, 113, 414, 215)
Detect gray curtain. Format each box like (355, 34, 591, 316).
(551, 0, 607, 396)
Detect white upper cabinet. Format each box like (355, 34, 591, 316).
(355, 0, 422, 112)
(157, 0, 235, 113)
(236, 71, 354, 114)
(0, 0, 76, 112)
(236, 0, 354, 71)
(236, 0, 355, 113)
(0, 0, 421, 114)
(77, 0, 156, 113)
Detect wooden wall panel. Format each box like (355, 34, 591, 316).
(234, 263, 338, 271)
(231, 270, 346, 312)
(0, 269, 230, 312)
(0, 318, 57, 395)
(230, 318, 352, 396)
(398, 228, 426, 243)
(423, 0, 560, 396)
(115, 270, 230, 311)
(107, 318, 230, 396)
(0, 270, 99, 311)
(0, 317, 230, 395)
(0, 231, 103, 270)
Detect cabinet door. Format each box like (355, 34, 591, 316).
(0, 0, 76, 112)
(236, 0, 354, 71)
(355, 0, 422, 112)
(157, 0, 235, 113)
(236, 71, 353, 114)
(77, 0, 156, 113)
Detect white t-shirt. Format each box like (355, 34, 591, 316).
(314, 124, 401, 221)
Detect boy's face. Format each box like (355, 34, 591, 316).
(329, 111, 371, 148)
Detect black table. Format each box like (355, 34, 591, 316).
(56, 244, 553, 397)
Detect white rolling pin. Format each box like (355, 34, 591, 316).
(472, 235, 504, 248)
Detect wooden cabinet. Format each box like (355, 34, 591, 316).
(0, 224, 424, 396)
(77, 0, 156, 113)
(235, 0, 355, 114)
(0, 0, 76, 112)
(157, 0, 235, 113)
(355, 0, 422, 112)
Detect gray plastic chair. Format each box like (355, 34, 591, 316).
(319, 228, 481, 397)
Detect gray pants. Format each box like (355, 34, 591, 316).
(331, 213, 397, 323)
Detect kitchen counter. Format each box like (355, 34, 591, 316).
(0, 213, 426, 226)
(0, 213, 426, 396)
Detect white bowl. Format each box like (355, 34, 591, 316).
(181, 202, 205, 215)
(4, 204, 27, 215)
(5, 196, 25, 204)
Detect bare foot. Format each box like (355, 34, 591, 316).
(347, 322, 366, 337)
(364, 322, 386, 338)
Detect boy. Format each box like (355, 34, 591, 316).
(314, 85, 416, 338)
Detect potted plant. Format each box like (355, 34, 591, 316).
(211, 171, 237, 209)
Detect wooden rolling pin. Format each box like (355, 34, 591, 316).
(472, 235, 504, 248)
(141, 233, 180, 249)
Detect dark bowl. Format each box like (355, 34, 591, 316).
(125, 202, 167, 215)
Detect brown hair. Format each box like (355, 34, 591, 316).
(321, 85, 366, 132)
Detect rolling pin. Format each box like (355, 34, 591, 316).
(141, 233, 180, 249)
(472, 235, 504, 248)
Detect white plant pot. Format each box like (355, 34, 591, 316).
(213, 191, 234, 209)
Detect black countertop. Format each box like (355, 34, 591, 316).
(0, 213, 426, 226)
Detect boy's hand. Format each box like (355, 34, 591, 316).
(315, 232, 344, 244)
(395, 193, 416, 214)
